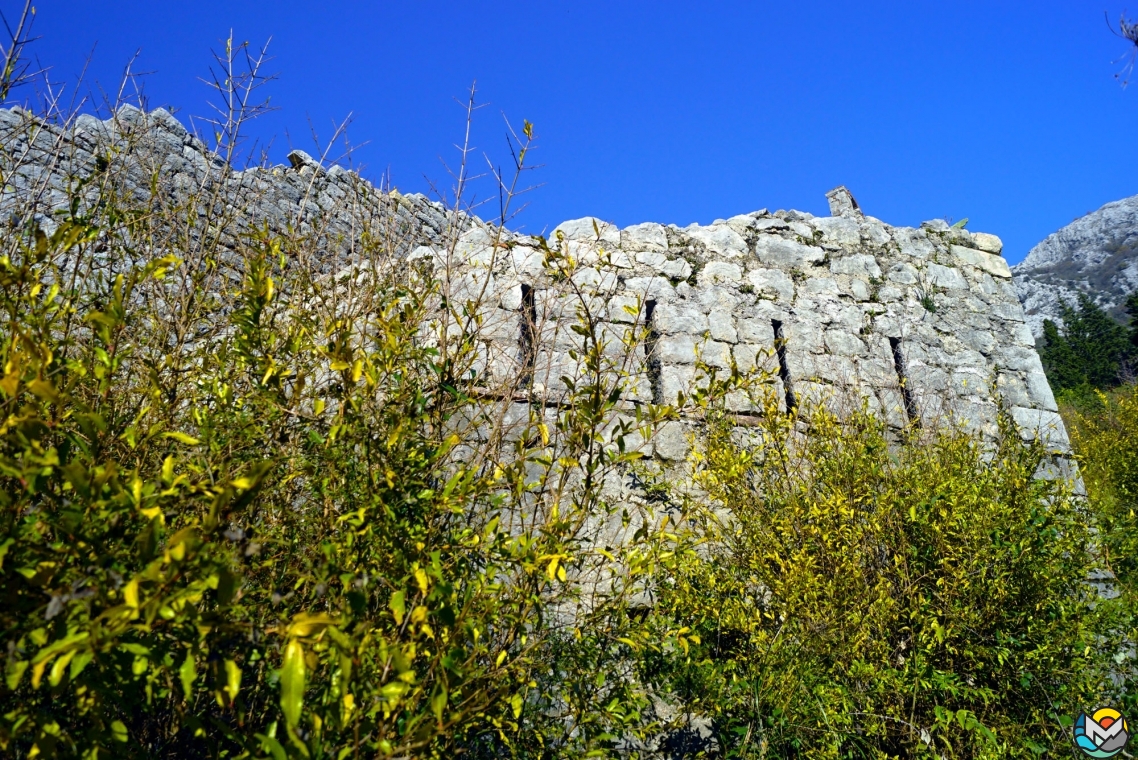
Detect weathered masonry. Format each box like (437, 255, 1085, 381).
(0, 105, 1070, 464)
(430, 186, 1069, 463)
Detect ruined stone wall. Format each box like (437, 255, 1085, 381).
(433, 192, 1069, 465)
(0, 105, 1070, 463)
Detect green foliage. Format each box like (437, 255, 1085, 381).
(1063, 383, 1138, 714)
(0, 120, 677, 757)
(642, 386, 1109, 759)
(1040, 293, 1134, 393)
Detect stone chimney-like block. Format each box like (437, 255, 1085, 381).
(826, 185, 862, 218)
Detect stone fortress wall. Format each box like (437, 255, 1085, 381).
(0, 104, 1070, 462)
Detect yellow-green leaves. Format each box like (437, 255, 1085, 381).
(281, 640, 305, 728)
(179, 650, 196, 700)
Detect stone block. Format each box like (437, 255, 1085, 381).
(830, 254, 882, 279)
(812, 216, 861, 246)
(708, 308, 738, 342)
(571, 267, 620, 292)
(622, 222, 669, 251)
(686, 224, 748, 257)
(1010, 407, 1070, 449)
(1025, 371, 1058, 412)
(746, 267, 795, 301)
(925, 263, 968, 290)
(950, 244, 1012, 279)
(699, 261, 743, 285)
(654, 302, 709, 334)
(823, 329, 867, 356)
(608, 294, 646, 324)
(655, 421, 691, 461)
(971, 232, 1003, 255)
(555, 217, 620, 247)
(657, 335, 698, 364)
(754, 236, 825, 268)
(738, 318, 775, 344)
(662, 257, 694, 280)
(623, 276, 678, 303)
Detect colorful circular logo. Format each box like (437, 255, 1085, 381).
(1075, 708, 1130, 758)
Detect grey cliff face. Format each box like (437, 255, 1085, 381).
(1013, 194, 1138, 338)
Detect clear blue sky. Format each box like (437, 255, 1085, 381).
(21, 1, 1138, 263)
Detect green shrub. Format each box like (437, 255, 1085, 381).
(642, 386, 1111, 759)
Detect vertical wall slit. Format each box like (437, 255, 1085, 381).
(644, 300, 662, 404)
(518, 284, 537, 389)
(889, 337, 919, 425)
(772, 319, 797, 412)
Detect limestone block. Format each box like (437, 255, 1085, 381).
(824, 329, 867, 356)
(622, 222, 669, 251)
(608, 294, 646, 324)
(623, 276, 678, 303)
(814, 354, 857, 384)
(1010, 407, 1070, 449)
(709, 308, 738, 342)
(635, 250, 669, 271)
(830, 254, 882, 279)
(908, 363, 949, 391)
(951, 400, 999, 437)
(555, 217, 620, 247)
(660, 364, 698, 405)
(571, 267, 620, 292)
(693, 285, 740, 312)
(754, 236, 825, 268)
(655, 421, 691, 461)
(847, 279, 870, 301)
(662, 257, 693, 280)
(753, 218, 789, 231)
(949, 368, 988, 397)
(480, 308, 520, 342)
(657, 335, 698, 364)
(746, 267, 795, 301)
(886, 262, 919, 285)
(857, 356, 897, 386)
(699, 261, 743, 285)
(812, 216, 860, 246)
(734, 343, 776, 374)
(925, 263, 968, 290)
(800, 277, 840, 296)
(894, 228, 936, 258)
(686, 224, 748, 257)
(500, 284, 524, 311)
(784, 321, 825, 353)
(996, 372, 1031, 407)
(971, 232, 1003, 255)
(702, 340, 733, 369)
(950, 244, 1012, 279)
(878, 286, 903, 302)
(876, 387, 912, 428)
(959, 328, 996, 355)
(990, 301, 1026, 322)
(997, 345, 1045, 373)
(738, 318, 775, 344)
(654, 302, 709, 334)
(860, 219, 891, 246)
(1025, 371, 1058, 412)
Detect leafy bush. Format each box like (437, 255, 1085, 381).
(641, 386, 1110, 759)
(1063, 382, 1138, 715)
(0, 100, 680, 757)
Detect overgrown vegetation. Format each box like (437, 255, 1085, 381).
(0, 34, 1133, 760)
